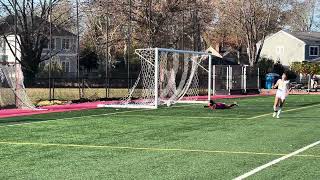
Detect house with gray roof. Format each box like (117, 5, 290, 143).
(258, 30, 320, 66)
(0, 15, 77, 76)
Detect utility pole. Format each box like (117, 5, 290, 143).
(49, 0, 53, 101)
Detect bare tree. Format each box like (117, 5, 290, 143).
(0, 0, 71, 83)
(82, 0, 215, 58)
(286, 0, 320, 31)
(214, 0, 290, 66)
(81, 0, 311, 68)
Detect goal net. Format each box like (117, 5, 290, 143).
(0, 64, 35, 109)
(98, 48, 212, 109)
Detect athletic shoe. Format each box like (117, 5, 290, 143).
(277, 109, 282, 119)
(273, 112, 277, 118)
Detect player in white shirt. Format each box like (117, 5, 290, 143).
(272, 73, 291, 118)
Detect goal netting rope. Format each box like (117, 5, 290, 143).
(0, 64, 35, 109)
(100, 48, 210, 109)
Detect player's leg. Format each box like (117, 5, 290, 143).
(277, 98, 286, 118)
(227, 103, 238, 108)
(273, 96, 280, 117)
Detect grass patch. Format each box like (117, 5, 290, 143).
(0, 95, 319, 179)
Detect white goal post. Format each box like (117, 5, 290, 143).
(0, 63, 35, 109)
(98, 48, 213, 109)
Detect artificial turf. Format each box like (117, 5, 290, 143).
(0, 95, 319, 179)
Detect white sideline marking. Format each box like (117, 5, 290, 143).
(248, 104, 320, 119)
(0, 141, 319, 158)
(234, 140, 320, 180)
(0, 104, 195, 128)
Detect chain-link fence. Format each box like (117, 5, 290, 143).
(213, 65, 259, 95)
(28, 75, 137, 103)
(23, 64, 260, 104)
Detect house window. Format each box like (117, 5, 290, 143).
(61, 61, 70, 72)
(0, 55, 8, 63)
(51, 38, 56, 50)
(276, 46, 284, 55)
(309, 46, 319, 56)
(43, 40, 48, 49)
(0, 38, 5, 51)
(62, 39, 70, 50)
(44, 38, 56, 50)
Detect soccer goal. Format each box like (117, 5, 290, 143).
(98, 48, 212, 109)
(0, 64, 35, 109)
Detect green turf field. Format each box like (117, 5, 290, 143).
(0, 95, 319, 179)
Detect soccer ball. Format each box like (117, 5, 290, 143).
(166, 101, 171, 107)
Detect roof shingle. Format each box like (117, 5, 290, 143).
(286, 31, 320, 44)
(0, 15, 76, 37)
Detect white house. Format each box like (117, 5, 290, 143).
(258, 30, 320, 66)
(0, 35, 21, 64)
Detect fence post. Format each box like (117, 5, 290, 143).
(107, 77, 110, 98)
(257, 67, 260, 91)
(212, 65, 216, 96)
(244, 65, 247, 94)
(81, 78, 85, 99)
(241, 66, 244, 91)
(308, 74, 311, 92)
(226, 66, 229, 94)
(229, 65, 232, 95)
(228, 65, 231, 95)
(52, 78, 55, 102)
(208, 55, 212, 101)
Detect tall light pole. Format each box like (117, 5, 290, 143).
(76, 0, 81, 99)
(127, 0, 132, 92)
(105, 1, 109, 98)
(14, 0, 18, 106)
(49, 0, 53, 101)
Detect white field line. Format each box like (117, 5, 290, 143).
(247, 104, 320, 119)
(0, 104, 195, 128)
(0, 141, 319, 159)
(113, 114, 245, 120)
(0, 109, 149, 128)
(233, 140, 320, 180)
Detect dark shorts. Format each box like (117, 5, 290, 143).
(216, 103, 226, 109)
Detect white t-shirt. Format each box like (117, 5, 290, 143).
(277, 79, 290, 91)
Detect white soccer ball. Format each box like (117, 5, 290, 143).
(166, 101, 171, 107)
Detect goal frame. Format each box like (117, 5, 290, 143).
(99, 48, 213, 109)
(0, 63, 36, 110)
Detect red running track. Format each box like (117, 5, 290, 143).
(0, 94, 263, 119)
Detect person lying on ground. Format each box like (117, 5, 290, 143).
(204, 100, 238, 110)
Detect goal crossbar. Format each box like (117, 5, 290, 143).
(135, 48, 211, 72)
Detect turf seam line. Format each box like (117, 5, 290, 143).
(233, 140, 320, 180)
(0, 141, 319, 158)
(247, 104, 320, 119)
(0, 104, 195, 128)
